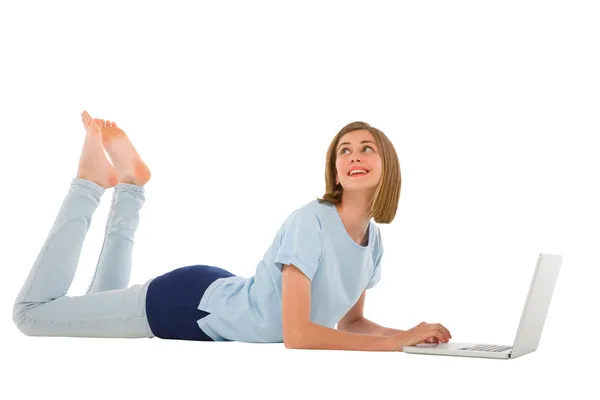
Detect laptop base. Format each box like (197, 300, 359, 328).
(403, 342, 513, 359)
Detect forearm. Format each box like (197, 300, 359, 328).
(286, 321, 394, 352)
(338, 317, 406, 336)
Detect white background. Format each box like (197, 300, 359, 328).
(1, 0, 598, 398)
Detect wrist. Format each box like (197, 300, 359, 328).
(381, 327, 406, 336)
(383, 332, 404, 352)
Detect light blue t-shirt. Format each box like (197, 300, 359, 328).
(197, 198, 383, 342)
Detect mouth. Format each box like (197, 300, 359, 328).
(348, 170, 370, 177)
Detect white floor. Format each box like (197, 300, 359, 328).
(2, 330, 594, 400)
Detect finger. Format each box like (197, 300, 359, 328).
(422, 324, 448, 342)
(436, 329, 446, 342)
(430, 323, 450, 341)
(420, 329, 444, 344)
(441, 324, 452, 340)
(441, 324, 452, 339)
(434, 323, 451, 341)
(432, 329, 445, 343)
(416, 323, 449, 342)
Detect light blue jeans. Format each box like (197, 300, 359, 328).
(12, 178, 155, 338)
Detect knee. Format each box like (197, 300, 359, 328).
(12, 300, 39, 336)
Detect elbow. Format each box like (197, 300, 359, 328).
(283, 322, 311, 349)
(283, 338, 299, 349)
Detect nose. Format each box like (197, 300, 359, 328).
(350, 153, 363, 163)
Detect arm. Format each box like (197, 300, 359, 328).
(340, 317, 406, 336)
(337, 290, 406, 336)
(282, 264, 394, 352)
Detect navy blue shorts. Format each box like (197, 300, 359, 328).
(145, 264, 236, 341)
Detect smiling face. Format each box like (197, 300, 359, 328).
(335, 129, 383, 192)
(317, 121, 401, 223)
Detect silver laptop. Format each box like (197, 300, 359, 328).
(403, 253, 562, 359)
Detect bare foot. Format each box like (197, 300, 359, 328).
(77, 111, 119, 189)
(97, 119, 151, 186)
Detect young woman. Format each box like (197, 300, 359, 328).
(12, 111, 451, 351)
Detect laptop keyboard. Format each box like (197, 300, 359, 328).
(459, 344, 512, 352)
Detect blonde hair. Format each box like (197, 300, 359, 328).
(316, 121, 401, 224)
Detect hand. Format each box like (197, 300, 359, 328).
(388, 322, 452, 352)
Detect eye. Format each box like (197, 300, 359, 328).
(340, 145, 374, 155)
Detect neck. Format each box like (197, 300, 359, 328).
(336, 190, 373, 245)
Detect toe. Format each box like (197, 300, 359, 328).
(107, 120, 112, 126)
(113, 122, 118, 128)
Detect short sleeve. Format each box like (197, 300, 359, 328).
(366, 229, 383, 289)
(273, 209, 323, 281)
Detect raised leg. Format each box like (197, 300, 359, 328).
(86, 181, 146, 293)
(12, 178, 154, 338)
